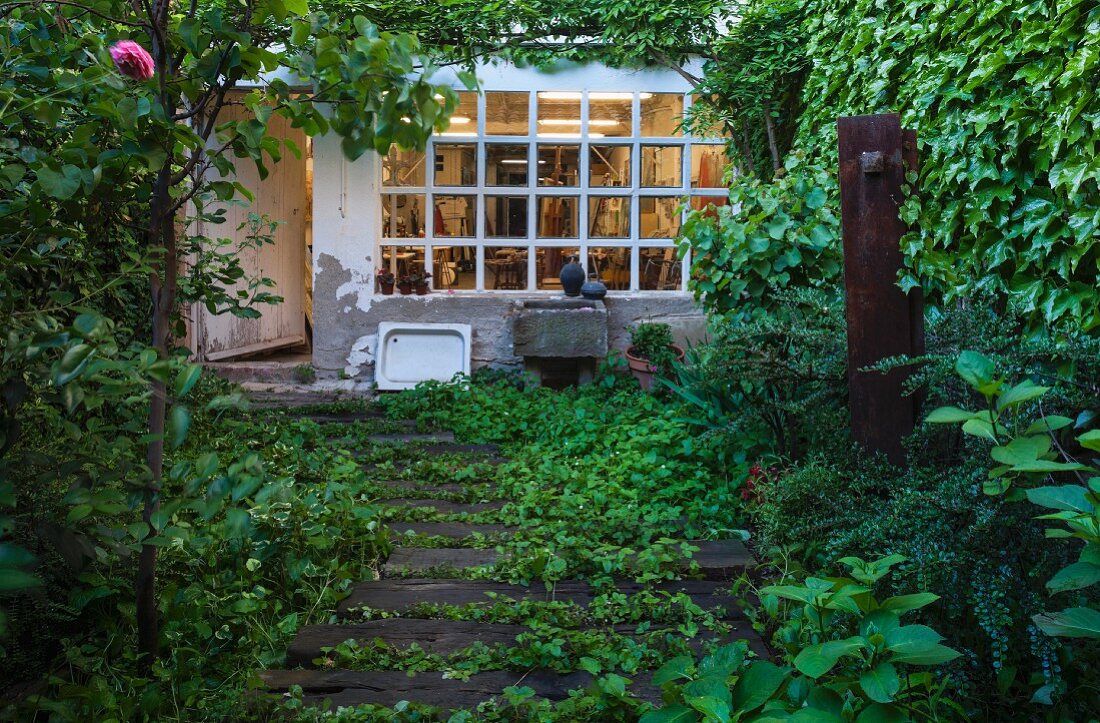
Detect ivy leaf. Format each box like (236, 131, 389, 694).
(37, 164, 82, 199)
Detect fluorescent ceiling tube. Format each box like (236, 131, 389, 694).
(537, 119, 619, 126)
(537, 92, 654, 100)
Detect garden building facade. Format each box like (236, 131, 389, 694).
(190, 59, 726, 382)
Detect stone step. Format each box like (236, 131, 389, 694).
(286, 618, 764, 668)
(338, 579, 742, 618)
(389, 521, 517, 539)
(419, 442, 502, 457)
(377, 499, 506, 515)
(383, 547, 501, 576)
(260, 669, 655, 710)
(367, 431, 456, 445)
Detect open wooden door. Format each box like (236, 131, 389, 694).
(198, 110, 308, 361)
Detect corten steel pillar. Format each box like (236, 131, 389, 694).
(837, 114, 924, 464)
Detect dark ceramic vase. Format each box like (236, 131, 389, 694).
(559, 259, 585, 297)
(580, 275, 607, 301)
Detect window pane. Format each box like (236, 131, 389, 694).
(692, 145, 731, 188)
(485, 196, 528, 238)
(486, 246, 529, 290)
(432, 244, 476, 290)
(434, 144, 476, 186)
(382, 194, 426, 238)
(588, 196, 630, 238)
(589, 145, 631, 188)
(640, 93, 683, 136)
(641, 145, 683, 188)
(537, 145, 580, 186)
(383, 147, 425, 187)
(434, 195, 476, 237)
(689, 195, 728, 211)
(588, 95, 631, 138)
(536, 247, 580, 290)
(587, 246, 632, 290)
(687, 94, 727, 139)
(537, 91, 582, 136)
(640, 196, 682, 238)
(381, 245, 426, 281)
(640, 246, 682, 290)
(537, 196, 579, 238)
(439, 91, 477, 137)
(486, 92, 529, 135)
(486, 144, 529, 186)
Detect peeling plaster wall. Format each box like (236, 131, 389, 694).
(310, 59, 709, 380)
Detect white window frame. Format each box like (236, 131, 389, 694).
(379, 82, 728, 294)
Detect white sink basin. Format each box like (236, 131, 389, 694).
(375, 322, 472, 390)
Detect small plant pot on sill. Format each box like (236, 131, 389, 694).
(397, 282, 413, 295)
(414, 283, 430, 295)
(379, 282, 395, 295)
(625, 344, 684, 391)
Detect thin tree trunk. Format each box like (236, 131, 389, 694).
(738, 118, 756, 176)
(138, 5, 176, 667)
(762, 100, 781, 173)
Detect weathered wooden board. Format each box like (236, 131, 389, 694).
(690, 539, 755, 580)
(383, 548, 501, 575)
(260, 669, 635, 710)
(377, 499, 506, 514)
(287, 619, 766, 668)
(380, 480, 471, 496)
(389, 522, 517, 538)
(367, 432, 456, 445)
(338, 579, 744, 618)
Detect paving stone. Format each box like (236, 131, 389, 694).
(383, 548, 501, 575)
(377, 498, 505, 515)
(338, 578, 744, 619)
(389, 521, 517, 538)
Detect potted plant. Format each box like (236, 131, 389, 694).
(625, 322, 684, 391)
(410, 270, 432, 295)
(376, 268, 395, 295)
(396, 273, 413, 295)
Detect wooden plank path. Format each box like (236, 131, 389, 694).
(261, 420, 766, 715)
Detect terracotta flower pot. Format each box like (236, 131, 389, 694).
(414, 283, 430, 295)
(397, 282, 413, 295)
(625, 344, 684, 391)
(379, 281, 395, 295)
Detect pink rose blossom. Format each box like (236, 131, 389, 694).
(109, 40, 154, 81)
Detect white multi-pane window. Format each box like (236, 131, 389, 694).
(379, 90, 730, 292)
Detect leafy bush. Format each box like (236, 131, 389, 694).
(628, 322, 679, 376)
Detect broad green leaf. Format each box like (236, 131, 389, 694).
(731, 661, 789, 712)
(652, 655, 694, 686)
(1032, 607, 1100, 638)
(0, 569, 42, 591)
(1046, 562, 1100, 593)
(794, 637, 864, 678)
(996, 380, 1049, 410)
(955, 351, 995, 390)
(859, 662, 900, 703)
(990, 435, 1050, 466)
(175, 364, 203, 397)
(1026, 485, 1090, 512)
(961, 417, 998, 442)
(37, 164, 82, 199)
(284, 0, 308, 16)
(855, 702, 909, 723)
(639, 704, 700, 723)
(925, 406, 975, 423)
(879, 593, 939, 613)
(168, 405, 191, 449)
(1078, 429, 1100, 452)
(885, 624, 961, 665)
(1025, 416, 1074, 435)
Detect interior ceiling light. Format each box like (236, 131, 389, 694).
(536, 132, 604, 138)
(448, 116, 472, 124)
(537, 92, 654, 100)
(501, 159, 546, 164)
(438, 131, 477, 137)
(537, 119, 619, 126)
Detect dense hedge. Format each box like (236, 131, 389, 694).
(797, 0, 1100, 329)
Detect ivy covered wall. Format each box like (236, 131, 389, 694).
(795, 0, 1099, 329)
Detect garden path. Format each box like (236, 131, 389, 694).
(259, 411, 764, 716)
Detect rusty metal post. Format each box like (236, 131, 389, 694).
(837, 114, 923, 464)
